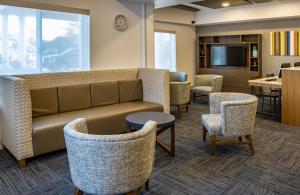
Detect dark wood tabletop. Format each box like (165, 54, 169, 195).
(126, 112, 175, 129)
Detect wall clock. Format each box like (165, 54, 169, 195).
(114, 15, 128, 31)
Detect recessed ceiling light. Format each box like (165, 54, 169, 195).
(222, 2, 230, 7)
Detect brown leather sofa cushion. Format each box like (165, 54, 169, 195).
(30, 87, 58, 118)
(32, 101, 163, 156)
(58, 84, 91, 112)
(119, 79, 143, 103)
(91, 81, 119, 107)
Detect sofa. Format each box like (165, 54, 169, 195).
(0, 68, 169, 168)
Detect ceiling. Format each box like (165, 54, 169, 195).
(191, 0, 284, 9)
(121, 0, 286, 10)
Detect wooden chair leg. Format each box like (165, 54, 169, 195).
(177, 105, 182, 118)
(202, 126, 207, 142)
(210, 135, 216, 156)
(145, 179, 150, 191)
(193, 92, 196, 102)
(74, 187, 83, 195)
(186, 104, 189, 113)
(18, 159, 26, 169)
(238, 136, 242, 142)
(245, 135, 255, 155)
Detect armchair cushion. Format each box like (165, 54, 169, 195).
(119, 79, 143, 103)
(192, 86, 213, 95)
(58, 84, 91, 112)
(30, 87, 58, 118)
(91, 81, 119, 107)
(201, 114, 222, 136)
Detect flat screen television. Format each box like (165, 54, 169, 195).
(211, 45, 246, 67)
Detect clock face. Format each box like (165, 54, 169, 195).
(114, 15, 128, 31)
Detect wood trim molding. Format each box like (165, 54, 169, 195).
(0, 0, 90, 15)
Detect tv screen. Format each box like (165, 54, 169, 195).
(211, 45, 246, 67)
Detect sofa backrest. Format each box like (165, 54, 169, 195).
(30, 79, 143, 118)
(19, 69, 139, 90)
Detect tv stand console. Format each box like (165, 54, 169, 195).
(197, 34, 262, 93)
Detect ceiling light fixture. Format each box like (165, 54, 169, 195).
(222, 2, 230, 7)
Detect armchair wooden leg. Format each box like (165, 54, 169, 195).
(18, 159, 26, 169)
(245, 135, 255, 155)
(202, 126, 207, 142)
(238, 136, 242, 142)
(176, 105, 181, 118)
(193, 92, 196, 102)
(74, 187, 83, 195)
(210, 135, 216, 156)
(186, 104, 189, 113)
(145, 179, 150, 191)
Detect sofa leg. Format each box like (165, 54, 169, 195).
(245, 135, 255, 155)
(210, 135, 216, 156)
(202, 126, 207, 142)
(18, 159, 26, 169)
(238, 136, 242, 142)
(74, 187, 83, 195)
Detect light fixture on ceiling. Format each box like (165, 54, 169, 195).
(222, 2, 230, 7)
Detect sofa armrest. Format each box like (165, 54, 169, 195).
(138, 69, 170, 113)
(0, 75, 33, 160)
(212, 77, 223, 92)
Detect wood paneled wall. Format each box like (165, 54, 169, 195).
(282, 69, 300, 127)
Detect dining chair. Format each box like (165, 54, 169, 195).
(294, 62, 300, 67)
(279, 63, 291, 78)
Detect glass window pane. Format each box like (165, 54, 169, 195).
(41, 11, 87, 73)
(0, 5, 90, 75)
(155, 32, 176, 71)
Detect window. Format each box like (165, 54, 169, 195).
(0, 5, 89, 75)
(155, 31, 176, 71)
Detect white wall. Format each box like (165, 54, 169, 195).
(25, 0, 154, 69)
(197, 18, 300, 76)
(195, 0, 300, 26)
(154, 8, 196, 84)
(155, 21, 196, 84)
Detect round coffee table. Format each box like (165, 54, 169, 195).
(126, 112, 176, 156)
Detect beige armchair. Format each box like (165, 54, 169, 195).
(170, 72, 190, 118)
(201, 93, 258, 156)
(192, 75, 223, 102)
(64, 118, 157, 195)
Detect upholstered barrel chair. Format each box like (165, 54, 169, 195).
(64, 118, 157, 195)
(192, 75, 223, 102)
(169, 72, 190, 117)
(170, 81, 191, 118)
(201, 93, 258, 156)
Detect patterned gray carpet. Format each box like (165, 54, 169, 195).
(0, 102, 300, 195)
